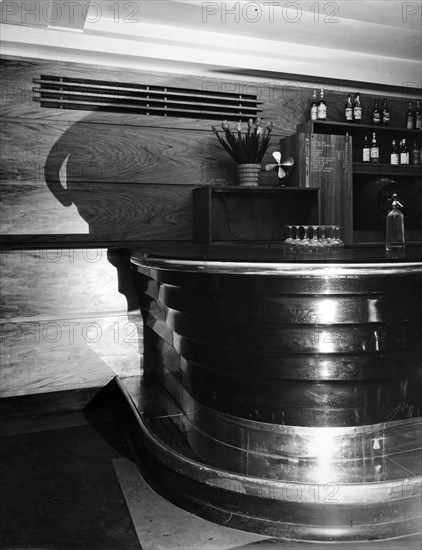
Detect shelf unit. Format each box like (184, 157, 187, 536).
(281, 120, 422, 245)
(193, 186, 320, 243)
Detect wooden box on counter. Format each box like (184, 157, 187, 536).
(193, 185, 320, 243)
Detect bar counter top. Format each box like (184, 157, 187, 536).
(131, 243, 422, 272)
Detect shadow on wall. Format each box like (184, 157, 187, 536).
(42, 112, 237, 240)
(43, 115, 149, 240)
(40, 111, 242, 360)
(42, 114, 160, 358)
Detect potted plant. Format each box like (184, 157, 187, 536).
(211, 118, 273, 186)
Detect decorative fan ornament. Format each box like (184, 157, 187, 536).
(265, 151, 294, 181)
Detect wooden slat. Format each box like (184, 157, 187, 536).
(33, 91, 260, 112)
(33, 78, 262, 103)
(34, 97, 259, 119)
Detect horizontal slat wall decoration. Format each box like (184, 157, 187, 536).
(0, 59, 302, 131)
(33, 75, 262, 121)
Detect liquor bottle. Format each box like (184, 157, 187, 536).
(362, 135, 370, 162)
(405, 102, 414, 129)
(344, 94, 353, 122)
(415, 100, 422, 130)
(310, 90, 318, 121)
(412, 142, 420, 165)
(317, 89, 327, 120)
(400, 138, 409, 164)
(385, 194, 405, 252)
(353, 93, 362, 123)
(381, 98, 390, 126)
(390, 140, 399, 165)
(370, 132, 379, 163)
(372, 99, 381, 125)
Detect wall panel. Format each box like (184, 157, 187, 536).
(0, 248, 142, 398)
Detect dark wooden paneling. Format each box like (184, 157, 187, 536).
(193, 186, 319, 243)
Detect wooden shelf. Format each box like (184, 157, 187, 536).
(282, 118, 422, 246)
(300, 120, 422, 135)
(353, 163, 422, 176)
(210, 186, 318, 193)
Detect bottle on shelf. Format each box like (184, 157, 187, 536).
(362, 134, 370, 162)
(405, 101, 414, 129)
(310, 90, 318, 121)
(370, 132, 379, 163)
(372, 99, 381, 125)
(400, 138, 409, 164)
(317, 89, 327, 120)
(385, 194, 405, 252)
(412, 142, 420, 165)
(353, 92, 362, 123)
(344, 94, 353, 122)
(390, 140, 399, 165)
(415, 100, 422, 130)
(381, 98, 390, 126)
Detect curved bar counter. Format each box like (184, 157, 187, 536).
(129, 244, 422, 542)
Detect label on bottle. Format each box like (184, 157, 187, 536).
(354, 107, 362, 120)
(416, 114, 422, 129)
(382, 112, 390, 124)
(390, 153, 399, 165)
(400, 152, 409, 164)
(373, 113, 381, 124)
(345, 106, 353, 121)
(317, 103, 327, 119)
(311, 105, 318, 120)
(370, 146, 379, 161)
(363, 148, 370, 162)
(407, 117, 414, 130)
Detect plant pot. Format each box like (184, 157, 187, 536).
(237, 163, 261, 186)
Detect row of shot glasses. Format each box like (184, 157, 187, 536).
(283, 225, 344, 254)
